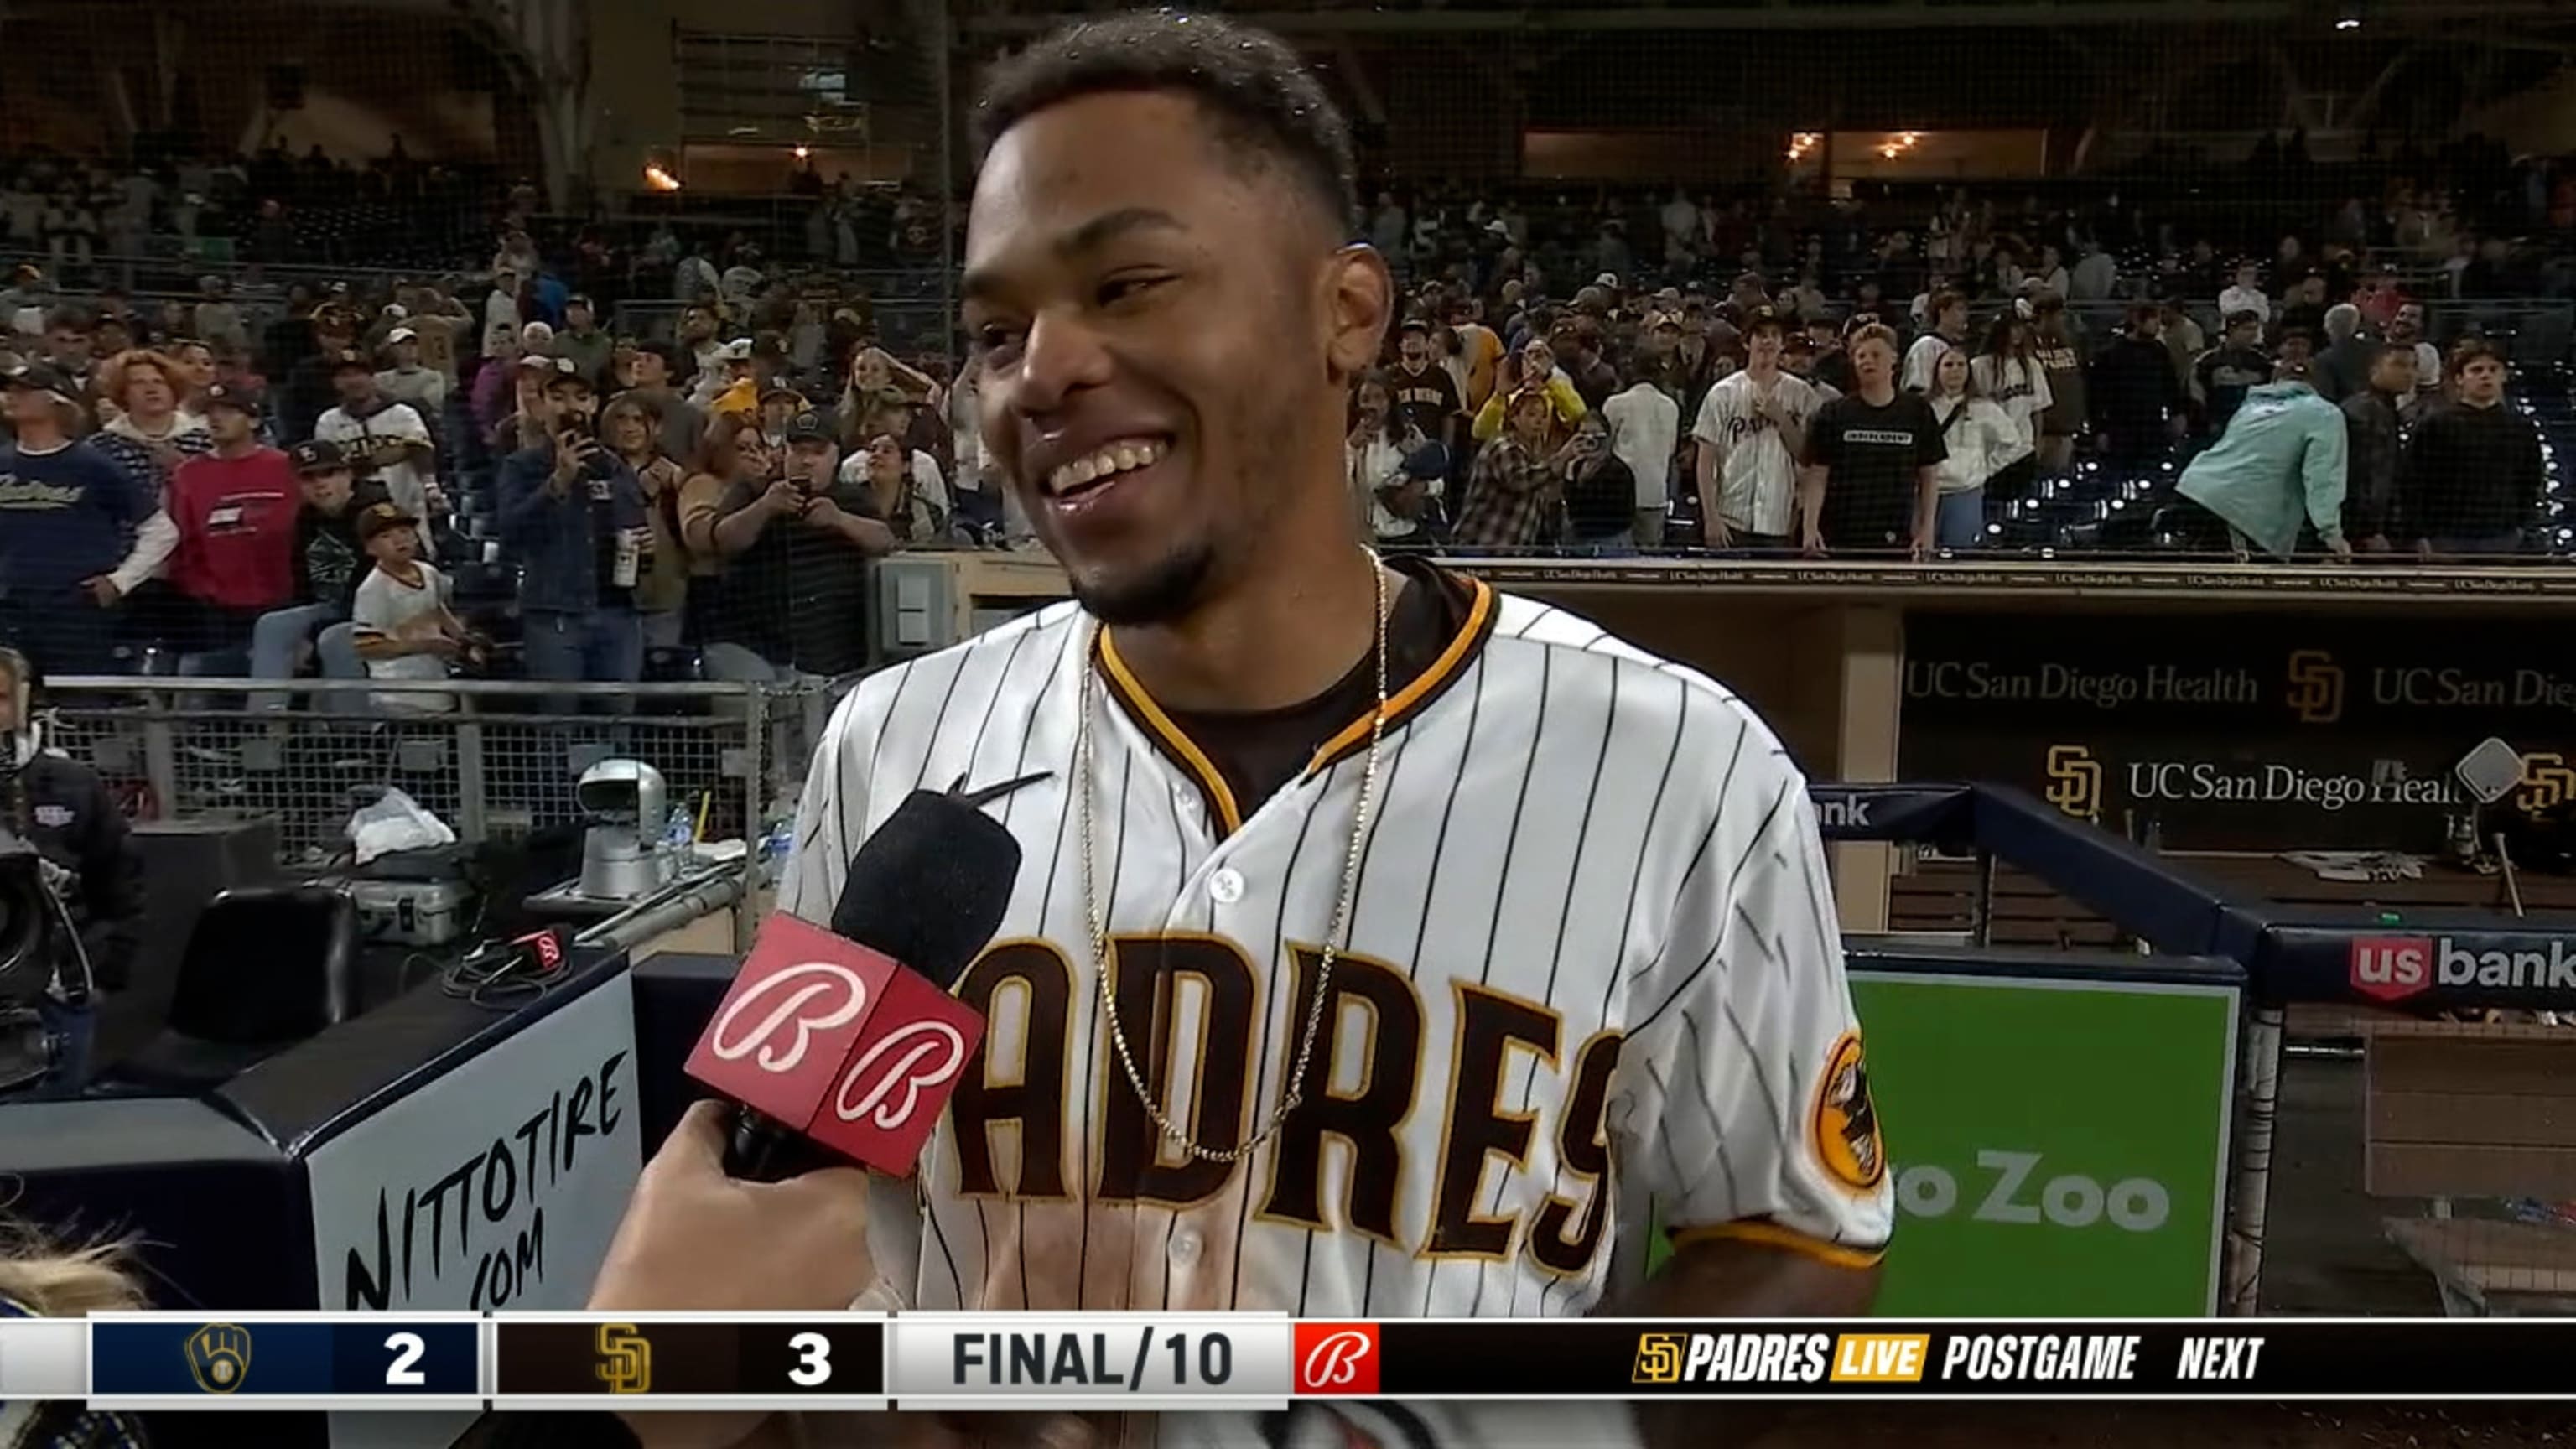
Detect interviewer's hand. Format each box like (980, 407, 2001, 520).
(591, 1102, 875, 1449)
(589, 1099, 874, 1313)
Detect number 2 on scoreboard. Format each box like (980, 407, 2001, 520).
(788, 1332, 832, 1387)
(385, 1332, 427, 1388)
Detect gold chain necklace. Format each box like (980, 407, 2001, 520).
(1077, 556, 1392, 1163)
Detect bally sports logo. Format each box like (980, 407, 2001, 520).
(831, 1018, 969, 1130)
(1293, 1322, 1380, 1395)
(2350, 936, 2576, 1003)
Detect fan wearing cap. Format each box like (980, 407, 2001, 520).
(496, 357, 650, 695)
(161, 382, 299, 664)
(374, 325, 447, 416)
(314, 350, 440, 538)
(1691, 305, 1818, 552)
(278, 308, 361, 444)
(756, 382, 807, 454)
(615, 340, 705, 462)
(350, 498, 471, 715)
(1388, 319, 1462, 460)
(0, 361, 174, 678)
(245, 438, 385, 708)
(554, 295, 612, 390)
(699, 408, 892, 679)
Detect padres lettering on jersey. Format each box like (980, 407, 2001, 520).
(1690, 371, 1815, 538)
(780, 578, 1892, 1322)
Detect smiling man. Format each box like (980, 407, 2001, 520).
(590, 10, 1886, 1447)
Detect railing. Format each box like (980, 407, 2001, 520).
(44, 677, 842, 869)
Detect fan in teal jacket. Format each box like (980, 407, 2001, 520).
(2176, 375, 2351, 562)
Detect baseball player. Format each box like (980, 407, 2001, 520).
(591, 12, 1888, 1448)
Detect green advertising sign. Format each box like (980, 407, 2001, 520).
(1851, 969, 2239, 1317)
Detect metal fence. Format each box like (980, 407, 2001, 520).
(46, 676, 840, 869)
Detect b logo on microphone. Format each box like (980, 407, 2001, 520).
(834, 1018, 970, 1130)
(711, 959, 870, 1072)
(1293, 1322, 1380, 1395)
(685, 911, 988, 1177)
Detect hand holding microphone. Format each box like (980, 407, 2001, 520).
(692, 788, 1023, 1182)
(592, 789, 1020, 1311)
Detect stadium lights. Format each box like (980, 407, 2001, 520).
(1787, 132, 1821, 163)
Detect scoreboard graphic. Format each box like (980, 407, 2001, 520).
(491, 1311, 888, 1410)
(85, 1314, 484, 1411)
(8, 1316, 2576, 1411)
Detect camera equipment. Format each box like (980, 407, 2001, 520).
(0, 823, 94, 1094)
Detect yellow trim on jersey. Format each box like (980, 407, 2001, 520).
(1093, 570, 1495, 834)
(1666, 1219, 1888, 1270)
(1305, 573, 1497, 776)
(1096, 628, 1248, 835)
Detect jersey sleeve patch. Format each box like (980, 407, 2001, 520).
(1810, 1030, 1884, 1193)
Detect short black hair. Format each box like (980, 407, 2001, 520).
(972, 10, 1360, 239)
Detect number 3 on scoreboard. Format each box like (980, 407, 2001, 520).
(788, 1332, 832, 1388)
(385, 1332, 427, 1388)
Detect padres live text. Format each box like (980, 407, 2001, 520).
(16, 1316, 2576, 1409)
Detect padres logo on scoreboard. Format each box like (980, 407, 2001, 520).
(597, 1323, 652, 1394)
(184, 1323, 252, 1394)
(1633, 1333, 1685, 1385)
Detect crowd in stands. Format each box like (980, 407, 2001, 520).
(0, 221, 989, 704)
(0, 132, 2570, 705)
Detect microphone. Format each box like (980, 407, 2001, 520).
(686, 790, 1022, 1182)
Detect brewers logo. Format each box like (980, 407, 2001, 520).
(596, 1323, 652, 1394)
(1633, 1333, 1685, 1384)
(2043, 744, 2103, 820)
(2285, 649, 2344, 725)
(2517, 753, 2576, 820)
(1812, 1031, 1884, 1191)
(184, 1323, 252, 1394)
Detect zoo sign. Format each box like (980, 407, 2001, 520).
(1848, 969, 2238, 1317)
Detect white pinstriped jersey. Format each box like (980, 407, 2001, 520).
(777, 571, 1893, 1327)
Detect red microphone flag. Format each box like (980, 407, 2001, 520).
(683, 912, 987, 1176)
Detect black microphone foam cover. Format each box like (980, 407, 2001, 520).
(828, 790, 1023, 989)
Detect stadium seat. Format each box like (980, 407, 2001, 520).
(111, 883, 359, 1091)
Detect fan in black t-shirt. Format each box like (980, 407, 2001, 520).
(1799, 325, 1945, 557)
(1387, 319, 1464, 454)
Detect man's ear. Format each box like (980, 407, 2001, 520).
(1323, 243, 1395, 382)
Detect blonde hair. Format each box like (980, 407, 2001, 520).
(0, 1219, 145, 1317)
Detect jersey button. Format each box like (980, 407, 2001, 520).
(1169, 1229, 1202, 1265)
(1208, 868, 1244, 904)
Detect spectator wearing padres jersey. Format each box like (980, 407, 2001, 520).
(590, 13, 1890, 1449)
(1690, 306, 1814, 551)
(1967, 312, 2050, 506)
(1799, 324, 1943, 558)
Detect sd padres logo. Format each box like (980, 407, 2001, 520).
(2286, 649, 2345, 725)
(184, 1322, 253, 1394)
(2517, 753, 2576, 820)
(1633, 1333, 1685, 1384)
(596, 1323, 652, 1394)
(2043, 744, 2103, 820)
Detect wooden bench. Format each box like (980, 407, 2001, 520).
(2364, 1020, 2576, 1316)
